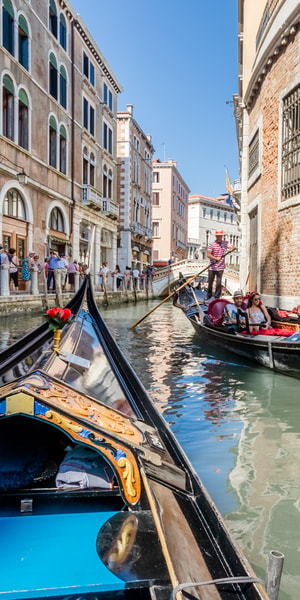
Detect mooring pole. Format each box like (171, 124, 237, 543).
(265, 550, 284, 600)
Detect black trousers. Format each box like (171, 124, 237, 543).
(207, 269, 223, 299)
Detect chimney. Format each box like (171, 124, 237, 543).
(127, 104, 133, 115)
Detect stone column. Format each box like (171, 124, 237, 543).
(0, 264, 10, 296)
(74, 270, 80, 293)
(30, 267, 39, 295)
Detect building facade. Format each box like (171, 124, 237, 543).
(152, 158, 189, 265)
(116, 104, 154, 273)
(0, 0, 121, 284)
(188, 194, 240, 267)
(236, 0, 300, 307)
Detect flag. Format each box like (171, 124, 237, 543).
(225, 194, 233, 209)
(225, 168, 233, 196)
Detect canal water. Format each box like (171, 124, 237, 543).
(1, 299, 299, 600)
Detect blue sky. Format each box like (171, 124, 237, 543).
(71, 0, 238, 198)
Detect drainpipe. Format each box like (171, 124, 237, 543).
(70, 18, 76, 237)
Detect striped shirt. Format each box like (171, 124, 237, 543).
(208, 240, 229, 271)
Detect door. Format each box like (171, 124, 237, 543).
(248, 208, 258, 292)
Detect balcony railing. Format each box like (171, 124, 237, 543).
(82, 185, 102, 209)
(102, 198, 119, 219)
(82, 187, 119, 218)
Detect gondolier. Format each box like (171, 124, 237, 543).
(206, 230, 235, 299)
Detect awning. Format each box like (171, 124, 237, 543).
(143, 250, 150, 255)
(132, 246, 139, 252)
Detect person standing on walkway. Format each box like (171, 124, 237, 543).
(68, 259, 79, 292)
(56, 252, 68, 290)
(206, 231, 235, 299)
(8, 248, 19, 293)
(46, 250, 59, 291)
(21, 251, 35, 293)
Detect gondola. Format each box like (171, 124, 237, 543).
(0, 275, 270, 600)
(174, 285, 300, 379)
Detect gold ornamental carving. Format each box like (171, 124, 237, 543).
(10, 374, 143, 444)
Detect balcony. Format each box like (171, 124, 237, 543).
(82, 187, 119, 219)
(82, 185, 102, 210)
(176, 240, 186, 250)
(102, 198, 119, 220)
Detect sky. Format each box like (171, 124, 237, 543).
(71, 0, 239, 198)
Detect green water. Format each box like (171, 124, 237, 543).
(0, 300, 299, 599)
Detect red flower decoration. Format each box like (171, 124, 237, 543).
(44, 307, 74, 330)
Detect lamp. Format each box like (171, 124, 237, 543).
(17, 170, 27, 185)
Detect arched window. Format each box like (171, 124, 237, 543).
(59, 13, 67, 49)
(3, 0, 14, 55)
(90, 152, 95, 187)
(59, 125, 67, 174)
(18, 89, 29, 150)
(3, 188, 26, 219)
(18, 15, 29, 70)
(49, 0, 57, 38)
(49, 53, 58, 99)
(2, 75, 15, 140)
(49, 207, 64, 232)
(59, 65, 67, 108)
(49, 115, 57, 168)
(108, 169, 113, 199)
(103, 165, 108, 198)
(82, 148, 96, 186)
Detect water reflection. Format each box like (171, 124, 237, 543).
(1, 301, 299, 599)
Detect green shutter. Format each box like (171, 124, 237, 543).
(3, 0, 14, 18)
(18, 14, 28, 34)
(50, 53, 57, 68)
(3, 75, 14, 95)
(19, 89, 28, 106)
(60, 125, 67, 139)
(49, 115, 57, 130)
(60, 65, 66, 79)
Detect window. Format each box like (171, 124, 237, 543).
(49, 53, 58, 99)
(248, 130, 259, 179)
(202, 208, 206, 218)
(83, 97, 95, 136)
(50, 207, 64, 232)
(49, 0, 58, 38)
(83, 53, 95, 86)
(82, 147, 96, 186)
(153, 221, 160, 237)
(2, 75, 14, 141)
(18, 15, 29, 70)
(59, 65, 67, 108)
(49, 115, 57, 168)
(3, 0, 14, 55)
(103, 165, 113, 199)
(59, 13, 67, 49)
(103, 83, 112, 110)
(282, 84, 300, 200)
(18, 89, 29, 150)
(59, 125, 67, 174)
(3, 188, 26, 219)
(103, 122, 112, 154)
(152, 192, 160, 205)
(153, 172, 159, 183)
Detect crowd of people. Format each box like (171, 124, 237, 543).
(0, 246, 154, 295)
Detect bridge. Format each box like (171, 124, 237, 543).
(152, 260, 240, 297)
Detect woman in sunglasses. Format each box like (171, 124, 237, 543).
(247, 292, 271, 331)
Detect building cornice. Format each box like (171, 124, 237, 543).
(58, 0, 122, 93)
(244, 1, 300, 109)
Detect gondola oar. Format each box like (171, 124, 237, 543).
(130, 250, 233, 329)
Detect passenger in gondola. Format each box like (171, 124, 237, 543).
(223, 290, 247, 332)
(246, 292, 271, 331)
